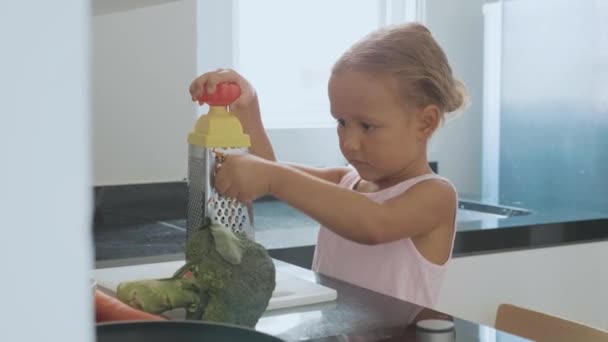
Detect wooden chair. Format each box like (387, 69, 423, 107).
(495, 303, 608, 342)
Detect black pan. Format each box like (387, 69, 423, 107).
(97, 321, 286, 342)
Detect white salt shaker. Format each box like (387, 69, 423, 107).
(416, 319, 455, 342)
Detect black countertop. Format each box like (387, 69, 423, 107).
(95, 255, 530, 342)
(93, 182, 608, 266)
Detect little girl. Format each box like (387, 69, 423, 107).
(189, 23, 466, 308)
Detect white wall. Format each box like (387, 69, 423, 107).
(0, 1, 93, 341)
(196, 0, 235, 76)
(92, 0, 196, 185)
(93, 0, 182, 16)
(438, 240, 608, 330)
(268, 128, 344, 167)
(425, 0, 486, 199)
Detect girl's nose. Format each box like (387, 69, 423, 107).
(341, 131, 361, 153)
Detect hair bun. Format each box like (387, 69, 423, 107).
(445, 79, 468, 113)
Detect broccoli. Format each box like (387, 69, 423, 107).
(116, 217, 276, 327)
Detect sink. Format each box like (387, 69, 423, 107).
(457, 200, 531, 222)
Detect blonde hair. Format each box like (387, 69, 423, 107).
(333, 23, 467, 115)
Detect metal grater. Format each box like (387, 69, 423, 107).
(186, 82, 254, 241)
(187, 145, 254, 240)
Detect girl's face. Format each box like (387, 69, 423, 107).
(329, 71, 433, 187)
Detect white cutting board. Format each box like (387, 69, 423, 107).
(91, 260, 336, 311)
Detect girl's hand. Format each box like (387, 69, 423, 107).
(189, 68, 256, 111)
(214, 154, 275, 203)
(190, 68, 277, 162)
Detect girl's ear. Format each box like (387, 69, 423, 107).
(417, 104, 441, 139)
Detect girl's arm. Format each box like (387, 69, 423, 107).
(284, 164, 351, 185)
(236, 94, 276, 161)
(269, 164, 456, 245)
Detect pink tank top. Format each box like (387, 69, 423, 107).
(312, 170, 457, 308)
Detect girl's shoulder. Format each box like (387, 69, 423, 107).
(390, 174, 457, 204)
(342, 171, 456, 199)
(404, 173, 456, 191)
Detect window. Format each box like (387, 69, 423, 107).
(481, 0, 608, 216)
(236, 0, 386, 128)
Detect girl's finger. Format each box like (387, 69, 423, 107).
(206, 71, 254, 105)
(214, 173, 229, 194)
(225, 187, 239, 201)
(237, 193, 252, 204)
(213, 165, 222, 179)
(190, 69, 233, 100)
(204, 70, 241, 94)
(189, 71, 215, 100)
(191, 69, 255, 107)
(219, 154, 233, 167)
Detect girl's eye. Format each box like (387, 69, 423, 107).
(361, 122, 375, 131)
(336, 118, 346, 126)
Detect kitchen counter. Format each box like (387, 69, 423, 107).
(92, 182, 607, 336)
(93, 182, 608, 267)
(96, 254, 529, 342)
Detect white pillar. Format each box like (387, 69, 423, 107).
(0, 1, 93, 342)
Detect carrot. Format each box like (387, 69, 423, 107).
(95, 289, 166, 322)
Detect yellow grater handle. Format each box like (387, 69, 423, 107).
(188, 83, 251, 148)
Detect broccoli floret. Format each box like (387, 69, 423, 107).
(116, 218, 276, 327)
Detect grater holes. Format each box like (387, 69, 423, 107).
(207, 189, 252, 237)
(189, 149, 253, 238)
